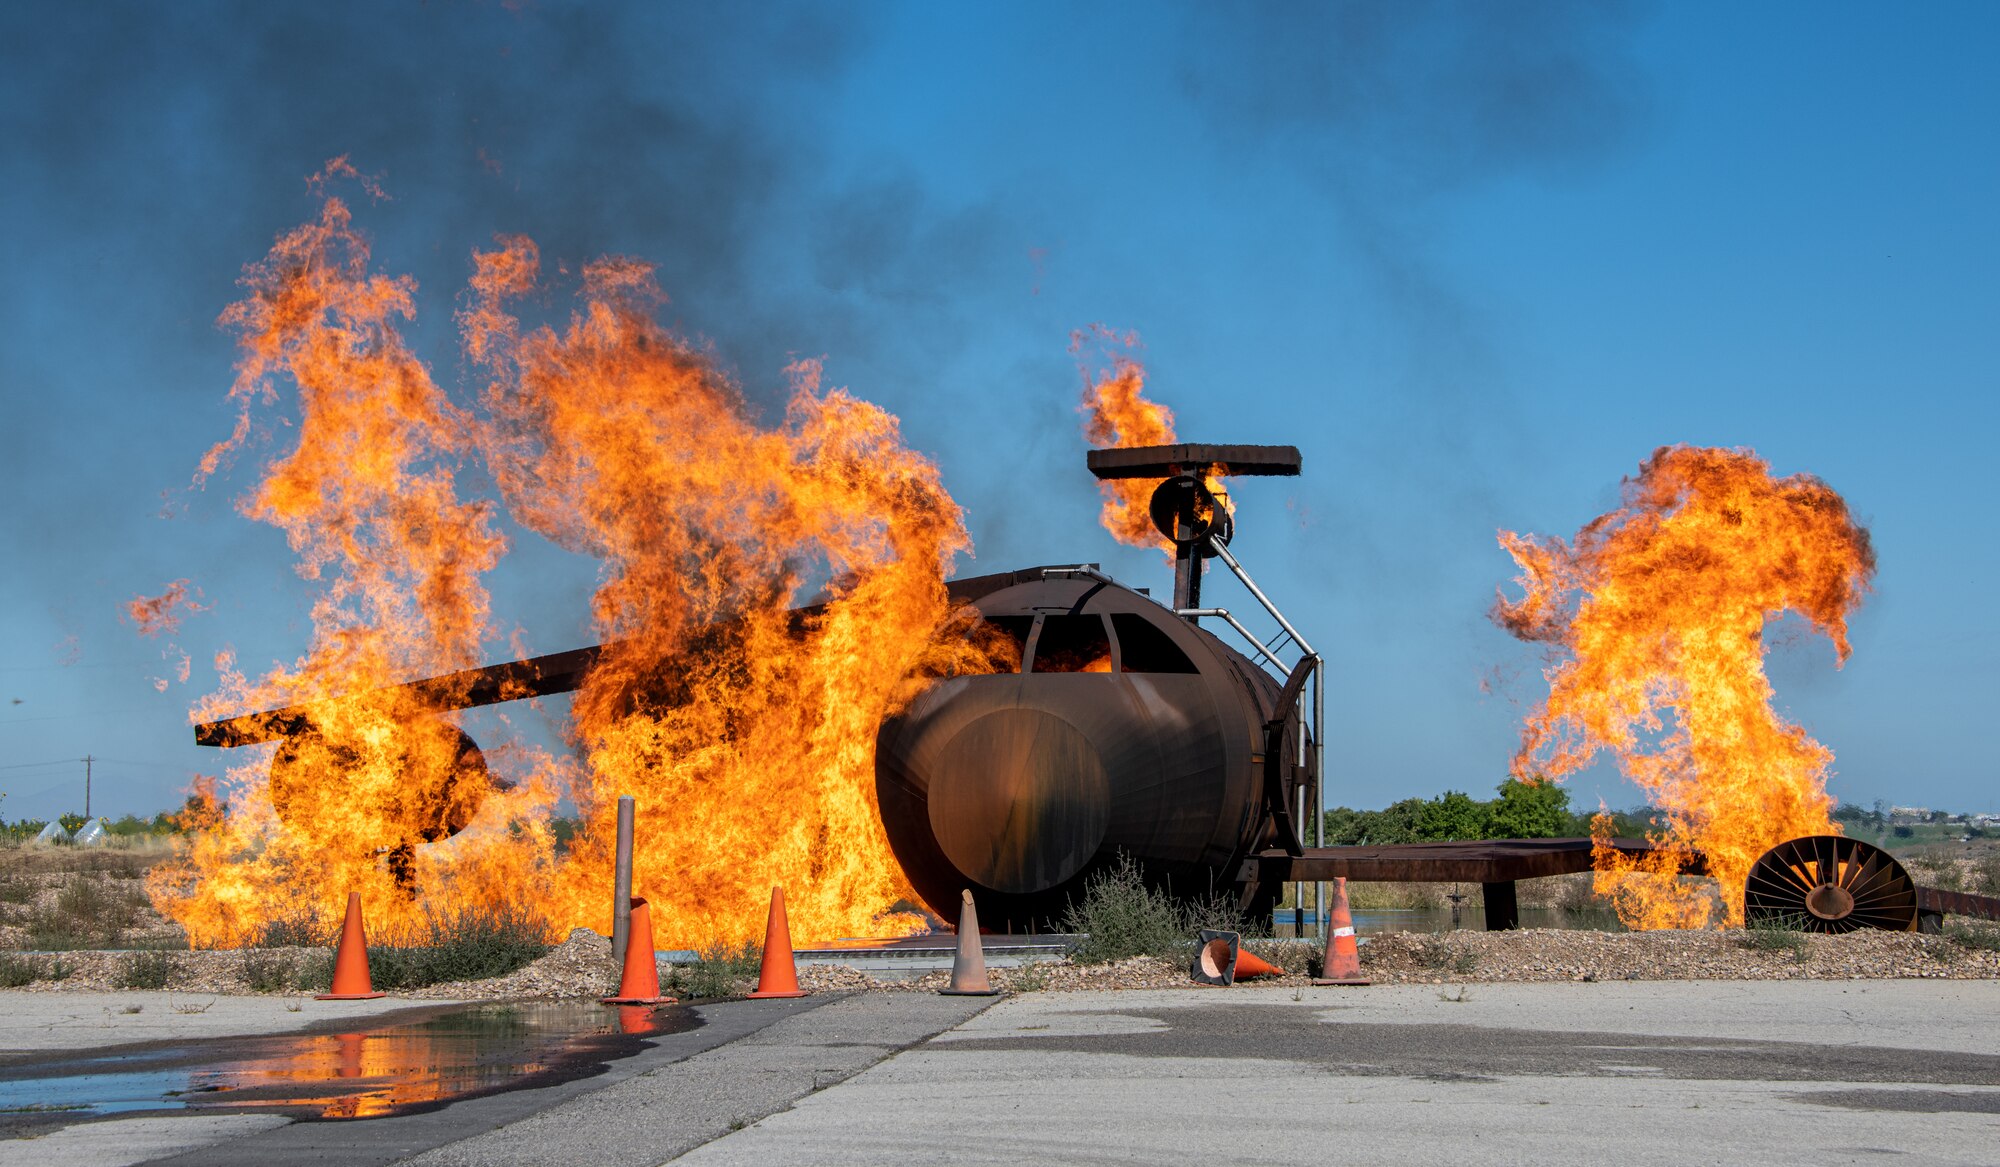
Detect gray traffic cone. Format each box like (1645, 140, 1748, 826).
(939, 889, 1000, 996)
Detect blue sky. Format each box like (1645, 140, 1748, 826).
(2, 1, 1994, 821)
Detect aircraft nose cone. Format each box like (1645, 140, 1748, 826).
(927, 708, 1110, 895)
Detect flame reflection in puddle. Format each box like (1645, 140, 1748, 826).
(0, 1002, 698, 1123)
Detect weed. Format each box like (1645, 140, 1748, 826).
(0, 877, 33, 905)
(1944, 922, 2000, 953)
(362, 903, 552, 991)
(284, 999, 304, 1013)
(1411, 936, 1478, 975)
(26, 876, 139, 949)
(118, 1004, 143, 1015)
(1437, 986, 1472, 1003)
(43, 958, 72, 982)
(1060, 854, 1189, 964)
(253, 910, 334, 949)
(293, 952, 335, 993)
(1974, 855, 2000, 898)
(239, 949, 295, 993)
(116, 950, 177, 990)
(1737, 917, 1810, 958)
(1006, 960, 1052, 993)
(667, 939, 762, 999)
(0, 953, 44, 988)
(170, 996, 214, 1015)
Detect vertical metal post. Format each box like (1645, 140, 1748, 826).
(611, 796, 635, 956)
(1313, 656, 1326, 943)
(1174, 542, 1203, 621)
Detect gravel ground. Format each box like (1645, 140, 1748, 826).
(22, 925, 1998, 998)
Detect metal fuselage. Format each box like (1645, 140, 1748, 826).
(875, 571, 1299, 931)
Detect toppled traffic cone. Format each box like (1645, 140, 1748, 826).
(745, 886, 809, 999)
(316, 891, 385, 1000)
(1189, 929, 1278, 986)
(603, 897, 675, 1005)
(939, 889, 999, 996)
(1233, 947, 1283, 980)
(1312, 876, 1370, 986)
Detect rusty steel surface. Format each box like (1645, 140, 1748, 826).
(875, 573, 1301, 930)
(1918, 885, 2000, 923)
(1745, 835, 1919, 933)
(1251, 837, 1701, 884)
(1086, 443, 1302, 480)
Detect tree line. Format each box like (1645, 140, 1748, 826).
(1319, 779, 1656, 845)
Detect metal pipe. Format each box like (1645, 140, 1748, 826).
(1207, 539, 1317, 658)
(611, 795, 635, 957)
(1040, 564, 1116, 586)
(1313, 654, 1326, 943)
(1174, 608, 1287, 671)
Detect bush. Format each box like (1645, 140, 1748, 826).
(362, 903, 552, 990)
(116, 950, 178, 990)
(1060, 854, 1189, 964)
(665, 939, 762, 999)
(1409, 935, 1479, 975)
(1944, 922, 2000, 953)
(253, 910, 335, 949)
(1736, 917, 1810, 958)
(0, 953, 45, 988)
(293, 951, 335, 993)
(239, 949, 295, 993)
(27, 876, 141, 949)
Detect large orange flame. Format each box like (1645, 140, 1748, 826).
(464, 237, 975, 944)
(155, 168, 980, 947)
(1075, 326, 1176, 548)
(1493, 446, 1875, 928)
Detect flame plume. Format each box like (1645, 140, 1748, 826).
(1075, 326, 1176, 548)
(160, 172, 991, 948)
(154, 163, 550, 947)
(1494, 446, 1875, 928)
(464, 237, 975, 944)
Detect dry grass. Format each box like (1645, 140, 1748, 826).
(0, 841, 185, 952)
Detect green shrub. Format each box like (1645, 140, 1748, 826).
(1410, 935, 1479, 975)
(293, 951, 335, 993)
(0, 953, 44, 988)
(1060, 854, 1189, 964)
(239, 949, 295, 993)
(666, 940, 762, 999)
(253, 910, 334, 948)
(1944, 922, 2000, 953)
(1737, 916, 1810, 957)
(26, 876, 138, 949)
(116, 950, 177, 990)
(363, 903, 552, 990)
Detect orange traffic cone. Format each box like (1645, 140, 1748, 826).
(745, 886, 809, 999)
(1191, 930, 1285, 986)
(1233, 947, 1283, 980)
(940, 889, 999, 996)
(603, 897, 675, 1005)
(316, 891, 385, 1000)
(1313, 876, 1370, 986)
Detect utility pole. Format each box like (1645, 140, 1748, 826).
(82, 755, 92, 820)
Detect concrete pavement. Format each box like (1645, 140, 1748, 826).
(3, 982, 1998, 1164)
(675, 983, 2000, 1166)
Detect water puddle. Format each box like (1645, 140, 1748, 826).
(0, 1001, 698, 1125)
